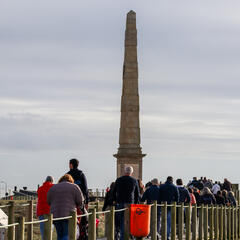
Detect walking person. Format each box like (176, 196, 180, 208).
(37, 176, 54, 240)
(47, 174, 84, 240)
(141, 178, 161, 238)
(67, 158, 89, 209)
(158, 176, 179, 240)
(112, 166, 140, 240)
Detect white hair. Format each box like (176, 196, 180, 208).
(125, 166, 133, 174)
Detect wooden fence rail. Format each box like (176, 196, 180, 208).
(2, 201, 240, 239)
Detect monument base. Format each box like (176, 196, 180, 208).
(113, 153, 146, 180)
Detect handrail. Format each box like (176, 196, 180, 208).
(53, 216, 73, 221)
(77, 212, 92, 218)
(0, 223, 19, 229)
(96, 210, 110, 214)
(114, 208, 127, 212)
(0, 204, 11, 208)
(25, 219, 48, 225)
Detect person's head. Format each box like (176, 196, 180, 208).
(202, 187, 211, 195)
(193, 177, 197, 181)
(151, 178, 159, 186)
(222, 190, 227, 197)
(45, 176, 54, 183)
(166, 176, 173, 183)
(145, 181, 152, 188)
(69, 158, 79, 169)
(176, 178, 183, 186)
(124, 166, 133, 176)
(58, 174, 74, 183)
(217, 191, 222, 196)
(188, 188, 193, 193)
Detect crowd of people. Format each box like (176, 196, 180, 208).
(103, 168, 238, 240)
(36, 159, 237, 240)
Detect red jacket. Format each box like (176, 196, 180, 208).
(37, 181, 54, 216)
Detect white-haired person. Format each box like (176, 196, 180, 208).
(112, 166, 140, 240)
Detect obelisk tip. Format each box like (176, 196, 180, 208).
(128, 10, 136, 14)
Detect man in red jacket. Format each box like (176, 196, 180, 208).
(37, 176, 54, 240)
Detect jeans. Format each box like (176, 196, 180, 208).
(39, 216, 44, 240)
(115, 203, 125, 240)
(53, 219, 69, 240)
(167, 210, 171, 239)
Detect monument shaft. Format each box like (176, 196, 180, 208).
(114, 11, 146, 179)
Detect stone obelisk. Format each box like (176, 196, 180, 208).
(114, 10, 146, 180)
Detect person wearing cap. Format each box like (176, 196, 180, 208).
(141, 178, 161, 237)
(112, 166, 140, 240)
(37, 176, 54, 240)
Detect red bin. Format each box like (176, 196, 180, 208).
(130, 204, 151, 237)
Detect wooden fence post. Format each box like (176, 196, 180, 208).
(89, 208, 96, 240)
(238, 206, 240, 240)
(215, 206, 219, 240)
(223, 206, 227, 240)
(161, 202, 167, 240)
(124, 205, 130, 240)
(17, 216, 25, 240)
(192, 204, 197, 240)
(68, 211, 77, 240)
(186, 203, 191, 240)
(8, 201, 15, 240)
(171, 202, 176, 240)
(96, 201, 99, 238)
(107, 206, 115, 240)
(204, 205, 208, 240)
(199, 204, 204, 240)
(219, 206, 223, 240)
(235, 206, 238, 240)
(27, 200, 33, 240)
(232, 207, 235, 240)
(150, 201, 157, 240)
(228, 207, 231, 240)
(43, 214, 53, 240)
(209, 205, 214, 240)
(178, 203, 184, 240)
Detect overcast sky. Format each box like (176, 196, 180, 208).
(1, 0, 240, 194)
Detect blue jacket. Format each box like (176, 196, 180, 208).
(158, 181, 179, 204)
(141, 185, 160, 204)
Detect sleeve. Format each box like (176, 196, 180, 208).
(134, 180, 140, 204)
(185, 189, 191, 203)
(47, 189, 51, 206)
(80, 173, 89, 204)
(75, 185, 84, 207)
(175, 187, 179, 202)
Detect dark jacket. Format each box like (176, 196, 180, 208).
(112, 175, 140, 204)
(177, 186, 191, 204)
(47, 181, 83, 218)
(141, 185, 160, 204)
(67, 168, 89, 204)
(215, 195, 225, 206)
(102, 189, 114, 211)
(223, 180, 231, 192)
(158, 181, 179, 204)
(200, 193, 216, 205)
